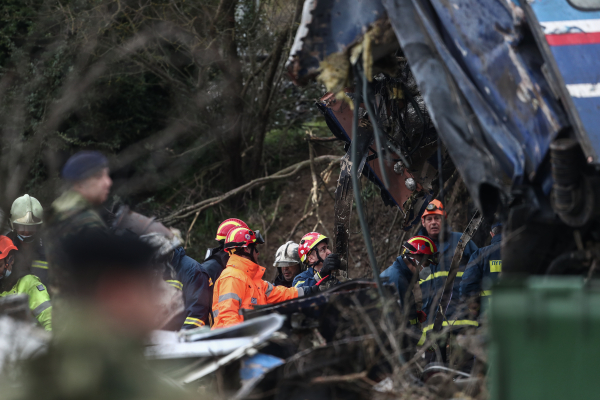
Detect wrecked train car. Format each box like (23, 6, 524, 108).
(288, 0, 600, 276)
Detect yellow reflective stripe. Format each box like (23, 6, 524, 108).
(420, 271, 463, 284)
(489, 260, 502, 273)
(409, 319, 418, 325)
(294, 280, 305, 288)
(166, 280, 183, 290)
(481, 290, 492, 296)
(184, 317, 205, 327)
(417, 320, 479, 346)
(31, 260, 48, 270)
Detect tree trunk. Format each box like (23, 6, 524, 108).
(249, 0, 304, 179)
(216, 0, 245, 189)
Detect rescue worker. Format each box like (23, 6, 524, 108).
(380, 236, 438, 327)
(273, 241, 302, 287)
(15, 231, 190, 400)
(7, 194, 49, 287)
(418, 200, 478, 324)
(292, 232, 341, 288)
(0, 235, 52, 331)
(140, 232, 208, 330)
(460, 222, 502, 319)
(44, 150, 112, 329)
(212, 227, 320, 329)
(195, 218, 249, 327)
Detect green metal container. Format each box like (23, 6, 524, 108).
(490, 277, 600, 400)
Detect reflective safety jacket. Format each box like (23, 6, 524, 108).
(0, 275, 52, 331)
(380, 256, 419, 325)
(166, 247, 209, 330)
(212, 255, 300, 329)
(418, 229, 478, 322)
(460, 234, 502, 301)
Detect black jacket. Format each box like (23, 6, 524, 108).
(273, 271, 293, 288)
(167, 247, 207, 329)
(6, 231, 48, 289)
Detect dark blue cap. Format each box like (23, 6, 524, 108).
(491, 222, 502, 229)
(61, 151, 109, 182)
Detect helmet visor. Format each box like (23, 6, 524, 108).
(254, 230, 265, 245)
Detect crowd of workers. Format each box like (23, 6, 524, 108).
(0, 150, 502, 350)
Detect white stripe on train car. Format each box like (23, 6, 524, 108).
(541, 19, 600, 35)
(566, 83, 600, 98)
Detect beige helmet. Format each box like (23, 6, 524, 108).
(273, 241, 300, 267)
(10, 194, 43, 229)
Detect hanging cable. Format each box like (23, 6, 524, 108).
(351, 64, 386, 300)
(360, 63, 391, 190)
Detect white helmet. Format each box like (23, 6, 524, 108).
(10, 194, 43, 229)
(274, 241, 300, 267)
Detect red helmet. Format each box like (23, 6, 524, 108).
(215, 218, 249, 241)
(224, 227, 265, 253)
(422, 199, 446, 218)
(0, 236, 17, 260)
(402, 235, 439, 264)
(298, 232, 328, 263)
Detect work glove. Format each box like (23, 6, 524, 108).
(318, 253, 341, 280)
(300, 285, 321, 296)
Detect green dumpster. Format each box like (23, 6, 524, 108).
(490, 277, 600, 400)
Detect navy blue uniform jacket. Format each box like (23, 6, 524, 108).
(380, 256, 419, 325)
(418, 228, 478, 323)
(460, 234, 502, 301)
(169, 247, 209, 329)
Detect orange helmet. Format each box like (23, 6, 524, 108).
(422, 199, 446, 218)
(402, 235, 439, 264)
(215, 218, 249, 241)
(224, 227, 265, 253)
(0, 236, 18, 260)
(298, 232, 328, 263)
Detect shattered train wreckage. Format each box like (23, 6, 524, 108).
(3, 0, 600, 398)
(289, 0, 600, 276)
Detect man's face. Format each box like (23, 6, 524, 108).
(15, 226, 39, 242)
(422, 215, 443, 239)
(281, 264, 301, 282)
(73, 168, 112, 205)
(307, 241, 331, 270)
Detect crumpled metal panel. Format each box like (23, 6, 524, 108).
(423, 0, 569, 182)
(287, 0, 387, 82)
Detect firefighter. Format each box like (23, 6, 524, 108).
(44, 150, 112, 330)
(190, 218, 250, 327)
(292, 232, 341, 288)
(7, 194, 49, 287)
(140, 232, 208, 330)
(460, 222, 502, 319)
(273, 241, 302, 288)
(212, 227, 320, 329)
(418, 199, 478, 325)
(0, 235, 52, 331)
(380, 236, 438, 327)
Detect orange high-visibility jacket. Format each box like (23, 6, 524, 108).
(212, 254, 301, 329)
